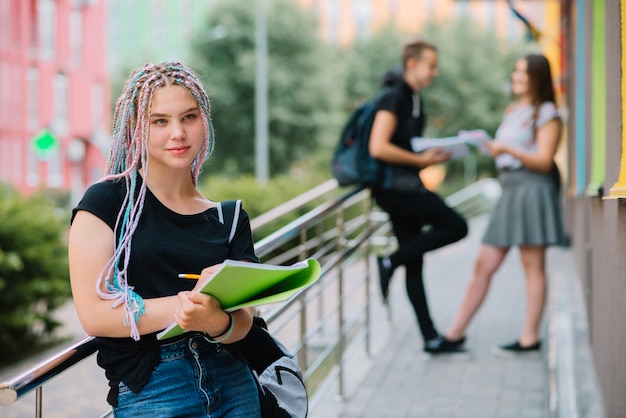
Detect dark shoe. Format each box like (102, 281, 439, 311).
(376, 257, 393, 303)
(492, 340, 541, 358)
(423, 335, 467, 354)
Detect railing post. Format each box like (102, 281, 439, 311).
(336, 205, 346, 400)
(315, 223, 325, 336)
(35, 387, 42, 418)
(364, 192, 372, 356)
(298, 229, 308, 376)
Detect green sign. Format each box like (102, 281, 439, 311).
(31, 129, 59, 159)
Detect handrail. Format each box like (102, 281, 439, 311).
(250, 179, 341, 231)
(0, 178, 500, 416)
(254, 185, 368, 256)
(0, 337, 97, 407)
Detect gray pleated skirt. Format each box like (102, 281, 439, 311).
(482, 169, 564, 247)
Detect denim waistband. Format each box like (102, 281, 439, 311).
(158, 331, 204, 345)
(159, 333, 216, 360)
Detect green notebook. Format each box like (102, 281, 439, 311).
(157, 258, 321, 340)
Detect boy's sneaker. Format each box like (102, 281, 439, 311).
(491, 340, 541, 358)
(423, 335, 467, 354)
(376, 257, 393, 303)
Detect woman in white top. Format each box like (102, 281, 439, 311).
(443, 53, 563, 355)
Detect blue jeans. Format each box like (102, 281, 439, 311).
(114, 334, 261, 417)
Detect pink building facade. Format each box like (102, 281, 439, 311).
(0, 0, 109, 197)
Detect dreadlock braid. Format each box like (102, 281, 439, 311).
(98, 62, 214, 341)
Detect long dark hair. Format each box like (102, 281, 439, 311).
(525, 54, 561, 188)
(525, 53, 556, 106)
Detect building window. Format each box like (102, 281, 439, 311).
(69, 10, 82, 66)
(0, 62, 7, 129)
(49, 73, 68, 189)
(0, 62, 20, 131)
(3, 138, 12, 183)
(91, 82, 103, 128)
(354, 0, 372, 39)
(26, 143, 40, 187)
(180, 0, 193, 40)
(91, 82, 110, 153)
(46, 148, 63, 188)
(0, 0, 10, 49)
(326, 0, 339, 43)
(26, 67, 39, 131)
(29, 0, 38, 53)
(12, 138, 23, 185)
(0, 136, 7, 181)
(38, 0, 56, 60)
(52, 73, 69, 136)
(153, 0, 166, 54)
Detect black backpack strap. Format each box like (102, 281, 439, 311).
(230, 317, 284, 373)
(217, 199, 241, 244)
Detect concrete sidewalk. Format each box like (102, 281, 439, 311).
(310, 215, 603, 418)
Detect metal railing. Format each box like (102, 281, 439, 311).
(0, 178, 500, 417)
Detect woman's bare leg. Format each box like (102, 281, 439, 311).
(518, 245, 547, 346)
(445, 244, 509, 340)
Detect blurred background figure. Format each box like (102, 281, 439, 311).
(444, 53, 563, 356)
(368, 37, 468, 354)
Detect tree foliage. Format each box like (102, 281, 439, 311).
(0, 185, 71, 364)
(190, 0, 342, 177)
(337, 17, 521, 137)
(338, 25, 403, 108)
(186, 3, 527, 185)
(422, 17, 523, 138)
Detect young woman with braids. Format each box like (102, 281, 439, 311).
(441, 53, 564, 356)
(69, 62, 261, 416)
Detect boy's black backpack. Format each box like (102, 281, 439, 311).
(218, 200, 309, 418)
(331, 95, 392, 188)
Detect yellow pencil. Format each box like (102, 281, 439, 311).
(178, 273, 201, 280)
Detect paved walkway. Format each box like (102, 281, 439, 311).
(309, 216, 603, 418)
(0, 216, 602, 418)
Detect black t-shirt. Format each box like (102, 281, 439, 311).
(376, 79, 426, 152)
(72, 178, 259, 298)
(71, 177, 259, 405)
(374, 79, 427, 190)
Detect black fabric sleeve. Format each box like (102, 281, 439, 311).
(376, 89, 402, 114)
(71, 180, 124, 230)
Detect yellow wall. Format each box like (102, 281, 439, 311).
(609, 1, 626, 197)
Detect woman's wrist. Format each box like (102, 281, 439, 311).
(204, 311, 234, 343)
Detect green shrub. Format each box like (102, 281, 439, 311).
(0, 184, 71, 365)
(200, 174, 309, 219)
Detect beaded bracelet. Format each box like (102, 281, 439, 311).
(203, 312, 234, 344)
